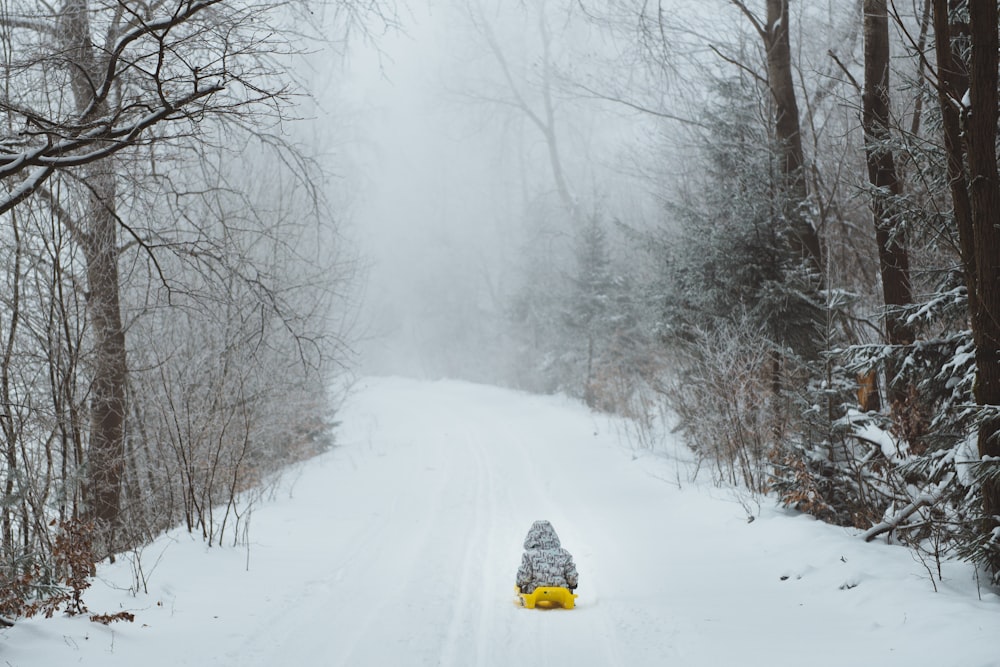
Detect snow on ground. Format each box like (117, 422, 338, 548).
(3, 377, 1000, 666)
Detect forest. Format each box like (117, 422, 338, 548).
(3, 0, 1000, 620)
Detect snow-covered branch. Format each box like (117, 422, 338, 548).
(862, 474, 955, 543)
(0, 84, 223, 215)
(78, 0, 224, 123)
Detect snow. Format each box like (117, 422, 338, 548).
(844, 408, 904, 462)
(3, 377, 1000, 666)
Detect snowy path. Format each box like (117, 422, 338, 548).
(4, 377, 1000, 666)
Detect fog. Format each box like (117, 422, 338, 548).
(322, 0, 669, 383)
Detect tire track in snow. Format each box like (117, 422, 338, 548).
(440, 433, 501, 666)
(437, 431, 490, 667)
(240, 436, 455, 667)
(221, 458, 414, 667)
(330, 439, 455, 666)
(474, 432, 502, 665)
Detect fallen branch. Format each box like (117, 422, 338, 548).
(862, 474, 954, 542)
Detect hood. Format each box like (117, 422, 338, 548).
(523, 520, 561, 550)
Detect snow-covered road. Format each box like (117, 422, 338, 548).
(5, 378, 1000, 666)
(241, 378, 655, 666)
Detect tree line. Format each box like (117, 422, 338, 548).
(0, 0, 386, 620)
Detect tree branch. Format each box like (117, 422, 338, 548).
(709, 44, 767, 86)
(571, 81, 711, 130)
(729, 0, 767, 40)
(862, 475, 954, 542)
(827, 49, 861, 93)
(79, 0, 224, 123)
(0, 84, 223, 215)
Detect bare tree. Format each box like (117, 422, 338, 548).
(470, 0, 579, 221)
(0, 0, 385, 616)
(923, 0, 1000, 573)
(0, 0, 229, 214)
(861, 0, 914, 408)
(731, 0, 822, 274)
(960, 0, 1000, 574)
(0, 0, 294, 544)
(124, 139, 357, 545)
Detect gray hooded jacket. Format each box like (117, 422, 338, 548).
(515, 520, 579, 594)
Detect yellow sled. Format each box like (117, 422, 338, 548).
(515, 586, 578, 609)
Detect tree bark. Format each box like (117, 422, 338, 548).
(964, 0, 1000, 539)
(764, 0, 822, 274)
(862, 0, 914, 408)
(932, 0, 1000, 571)
(0, 212, 22, 559)
(81, 170, 127, 534)
(931, 0, 975, 308)
(60, 0, 128, 537)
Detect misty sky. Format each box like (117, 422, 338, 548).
(321, 0, 667, 378)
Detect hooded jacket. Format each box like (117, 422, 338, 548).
(515, 520, 579, 594)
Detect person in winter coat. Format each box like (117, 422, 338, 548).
(515, 520, 578, 594)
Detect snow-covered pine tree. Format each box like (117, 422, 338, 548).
(561, 214, 646, 412)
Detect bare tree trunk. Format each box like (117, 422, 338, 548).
(729, 0, 825, 373)
(931, 0, 975, 302)
(60, 0, 128, 539)
(964, 0, 1000, 549)
(0, 212, 21, 558)
(932, 0, 1000, 572)
(862, 0, 914, 408)
(81, 169, 127, 535)
(764, 0, 822, 273)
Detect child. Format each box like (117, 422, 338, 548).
(515, 520, 578, 594)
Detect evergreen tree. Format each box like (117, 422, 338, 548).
(564, 214, 643, 410)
